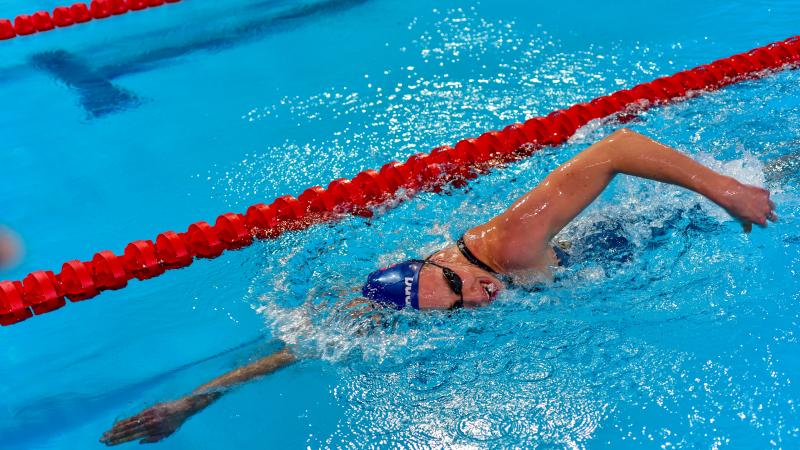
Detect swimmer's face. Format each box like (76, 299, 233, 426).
(417, 261, 504, 310)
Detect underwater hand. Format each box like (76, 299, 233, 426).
(717, 180, 777, 233)
(100, 397, 205, 446)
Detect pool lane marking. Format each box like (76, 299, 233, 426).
(0, 0, 182, 41)
(1, 35, 798, 326)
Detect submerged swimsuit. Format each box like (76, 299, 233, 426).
(456, 236, 571, 273)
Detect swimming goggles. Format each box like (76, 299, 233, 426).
(422, 259, 464, 309)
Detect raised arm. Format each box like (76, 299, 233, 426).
(101, 347, 296, 446)
(468, 128, 776, 272)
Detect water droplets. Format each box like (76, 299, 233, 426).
(457, 412, 512, 442)
(224, 6, 800, 450)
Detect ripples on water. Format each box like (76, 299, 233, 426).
(216, 7, 800, 449)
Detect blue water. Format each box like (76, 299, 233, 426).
(1, 0, 799, 448)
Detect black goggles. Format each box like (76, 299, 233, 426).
(423, 260, 464, 309)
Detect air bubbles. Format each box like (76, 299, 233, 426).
(220, 4, 800, 449)
(407, 359, 457, 393)
(508, 359, 552, 382)
(474, 352, 510, 375)
(221, 3, 674, 211)
(457, 412, 513, 442)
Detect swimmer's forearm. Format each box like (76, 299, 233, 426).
(476, 128, 743, 265)
(606, 128, 737, 204)
(178, 347, 297, 413)
(191, 347, 297, 397)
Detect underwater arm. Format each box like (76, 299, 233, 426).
(190, 346, 296, 394)
(472, 128, 776, 268)
(101, 347, 296, 446)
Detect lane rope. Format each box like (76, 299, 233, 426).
(0, 0, 181, 40)
(2, 35, 799, 326)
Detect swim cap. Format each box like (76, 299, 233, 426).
(362, 260, 424, 309)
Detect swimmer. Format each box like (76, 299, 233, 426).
(0, 226, 22, 271)
(100, 128, 776, 445)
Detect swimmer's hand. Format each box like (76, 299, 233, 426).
(716, 179, 777, 233)
(100, 394, 214, 446)
(101, 347, 295, 445)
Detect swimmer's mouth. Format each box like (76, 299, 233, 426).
(480, 280, 499, 301)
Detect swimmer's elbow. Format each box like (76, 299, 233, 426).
(594, 128, 644, 172)
(612, 127, 636, 137)
(603, 128, 640, 146)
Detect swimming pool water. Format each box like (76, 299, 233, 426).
(1, 0, 799, 448)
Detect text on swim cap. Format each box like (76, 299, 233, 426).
(404, 276, 413, 306)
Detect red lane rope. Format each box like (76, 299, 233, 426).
(2, 36, 799, 326)
(0, 0, 181, 40)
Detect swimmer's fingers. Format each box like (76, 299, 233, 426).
(767, 210, 779, 222)
(101, 422, 149, 446)
(103, 420, 166, 446)
(101, 421, 151, 445)
(742, 223, 752, 234)
(106, 415, 142, 432)
(101, 416, 144, 440)
(756, 207, 778, 226)
(106, 429, 152, 446)
(763, 193, 778, 222)
(101, 409, 165, 446)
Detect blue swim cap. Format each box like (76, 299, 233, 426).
(362, 260, 424, 309)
